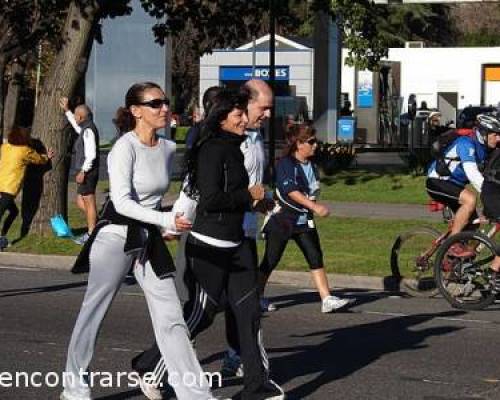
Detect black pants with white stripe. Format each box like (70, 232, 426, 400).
(132, 235, 269, 396)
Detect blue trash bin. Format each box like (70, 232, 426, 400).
(337, 117, 356, 142)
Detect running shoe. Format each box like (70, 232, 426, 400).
(260, 297, 277, 312)
(242, 379, 285, 400)
(60, 391, 92, 400)
(138, 375, 163, 400)
(321, 295, 352, 313)
(73, 232, 90, 246)
(221, 348, 244, 378)
(0, 236, 8, 251)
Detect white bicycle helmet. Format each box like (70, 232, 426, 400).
(477, 113, 500, 136)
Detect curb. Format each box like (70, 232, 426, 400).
(0, 252, 388, 291)
(269, 270, 387, 291)
(0, 252, 76, 271)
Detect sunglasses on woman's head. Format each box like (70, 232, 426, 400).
(138, 98, 170, 109)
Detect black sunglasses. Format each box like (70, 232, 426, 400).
(138, 98, 170, 109)
(305, 137, 318, 145)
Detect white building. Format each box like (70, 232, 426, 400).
(200, 34, 500, 144)
(200, 34, 314, 119)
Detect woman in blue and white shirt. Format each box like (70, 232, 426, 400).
(260, 124, 352, 313)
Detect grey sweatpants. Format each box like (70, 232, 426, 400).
(62, 227, 213, 399)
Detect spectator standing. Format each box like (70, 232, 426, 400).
(0, 127, 54, 250)
(59, 97, 100, 245)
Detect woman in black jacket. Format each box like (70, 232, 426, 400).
(142, 89, 286, 400)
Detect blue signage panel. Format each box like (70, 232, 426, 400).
(357, 70, 374, 108)
(220, 66, 289, 81)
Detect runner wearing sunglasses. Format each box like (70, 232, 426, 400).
(259, 124, 352, 313)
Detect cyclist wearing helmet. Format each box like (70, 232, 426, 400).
(478, 114, 500, 282)
(426, 114, 498, 257)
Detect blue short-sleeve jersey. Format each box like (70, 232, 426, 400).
(428, 135, 487, 187)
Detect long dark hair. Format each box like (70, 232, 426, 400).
(185, 88, 249, 198)
(113, 81, 163, 134)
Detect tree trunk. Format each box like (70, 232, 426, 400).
(3, 57, 26, 135)
(31, 1, 100, 236)
(0, 56, 6, 142)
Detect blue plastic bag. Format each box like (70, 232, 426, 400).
(50, 214, 73, 238)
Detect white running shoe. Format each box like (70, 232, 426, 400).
(60, 391, 92, 400)
(73, 232, 90, 246)
(138, 376, 163, 400)
(321, 295, 351, 313)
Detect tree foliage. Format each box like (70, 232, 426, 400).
(377, 4, 454, 47)
(0, 0, 67, 60)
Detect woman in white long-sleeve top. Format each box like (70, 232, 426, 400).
(60, 82, 214, 400)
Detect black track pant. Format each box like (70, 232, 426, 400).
(224, 238, 258, 356)
(132, 235, 269, 396)
(0, 193, 18, 236)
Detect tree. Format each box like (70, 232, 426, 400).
(3, 56, 29, 135)
(30, 0, 132, 235)
(450, 3, 500, 46)
(376, 4, 455, 47)
(0, 0, 67, 140)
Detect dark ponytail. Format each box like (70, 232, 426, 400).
(113, 107, 135, 135)
(113, 81, 163, 134)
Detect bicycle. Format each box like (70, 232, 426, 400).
(390, 200, 454, 297)
(433, 220, 500, 310)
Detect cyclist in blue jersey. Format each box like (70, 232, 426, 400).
(426, 118, 498, 256)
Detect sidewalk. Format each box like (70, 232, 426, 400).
(0, 251, 392, 291)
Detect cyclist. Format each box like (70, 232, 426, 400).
(426, 115, 498, 257)
(478, 114, 500, 285)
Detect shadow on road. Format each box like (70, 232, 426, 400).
(95, 388, 143, 399)
(268, 310, 465, 399)
(0, 281, 87, 298)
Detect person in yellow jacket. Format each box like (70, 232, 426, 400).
(0, 127, 54, 250)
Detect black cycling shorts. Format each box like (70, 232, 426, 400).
(77, 168, 99, 196)
(260, 227, 324, 274)
(481, 181, 500, 221)
(426, 178, 464, 212)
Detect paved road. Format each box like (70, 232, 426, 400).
(1, 266, 500, 399)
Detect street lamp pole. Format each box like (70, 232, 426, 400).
(268, 0, 276, 184)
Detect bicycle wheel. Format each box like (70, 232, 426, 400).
(390, 227, 441, 297)
(434, 231, 496, 310)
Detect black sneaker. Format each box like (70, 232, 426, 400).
(0, 236, 8, 251)
(242, 380, 285, 400)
